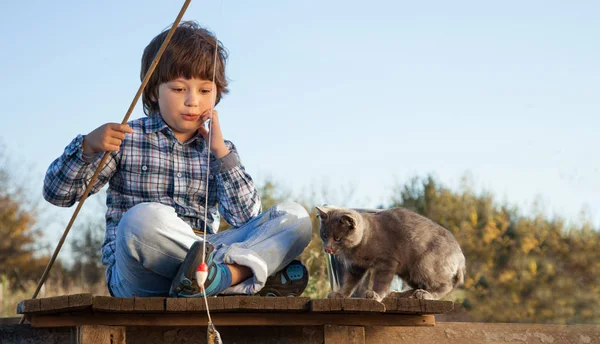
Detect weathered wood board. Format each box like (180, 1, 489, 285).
(18, 294, 453, 316)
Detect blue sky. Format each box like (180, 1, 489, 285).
(0, 0, 598, 249)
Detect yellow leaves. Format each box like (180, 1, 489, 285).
(499, 270, 517, 284)
(482, 221, 501, 244)
(521, 235, 539, 254)
(470, 211, 478, 227)
(529, 260, 537, 276)
(464, 276, 477, 289)
(582, 309, 594, 318)
(512, 292, 520, 304)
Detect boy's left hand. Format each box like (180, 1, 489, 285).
(198, 110, 230, 159)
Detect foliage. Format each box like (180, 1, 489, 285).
(391, 175, 600, 324)
(0, 147, 45, 289)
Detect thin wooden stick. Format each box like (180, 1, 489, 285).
(19, 0, 192, 324)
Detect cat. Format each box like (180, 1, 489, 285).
(316, 205, 466, 302)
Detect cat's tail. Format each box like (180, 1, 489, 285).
(453, 260, 466, 288)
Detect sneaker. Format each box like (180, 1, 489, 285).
(169, 240, 215, 297)
(257, 260, 309, 297)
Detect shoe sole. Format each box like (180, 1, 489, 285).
(169, 240, 214, 297)
(258, 260, 309, 297)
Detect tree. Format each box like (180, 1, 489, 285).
(0, 146, 42, 287)
(70, 220, 105, 289)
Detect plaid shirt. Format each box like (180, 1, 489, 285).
(43, 114, 261, 282)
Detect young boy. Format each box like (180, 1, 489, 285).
(43, 21, 312, 298)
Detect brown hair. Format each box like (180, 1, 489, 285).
(141, 21, 229, 116)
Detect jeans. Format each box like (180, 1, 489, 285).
(108, 202, 312, 297)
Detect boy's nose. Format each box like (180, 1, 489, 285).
(185, 92, 200, 107)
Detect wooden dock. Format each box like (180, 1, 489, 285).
(11, 293, 454, 343)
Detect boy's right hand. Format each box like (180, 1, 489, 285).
(82, 123, 134, 154)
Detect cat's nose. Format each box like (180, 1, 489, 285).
(324, 247, 334, 254)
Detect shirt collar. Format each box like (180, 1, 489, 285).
(143, 112, 169, 134)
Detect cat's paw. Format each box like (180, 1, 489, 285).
(410, 289, 434, 300)
(363, 290, 383, 302)
(327, 291, 346, 299)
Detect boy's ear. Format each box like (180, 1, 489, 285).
(315, 206, 329, 219)
(340, 214, 356, 229)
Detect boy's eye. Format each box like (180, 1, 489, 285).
(334, 236, 341, 242)
(171, 88, 184, 92)
(200, 89, 212, 94)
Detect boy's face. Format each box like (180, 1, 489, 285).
(157, 78, 216, 142)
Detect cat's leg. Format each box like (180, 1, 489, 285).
(363, 268, 396, 302)
(328, 264, 367, 299)
(411, 282, 454, 300)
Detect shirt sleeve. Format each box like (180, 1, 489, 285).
(215, 141, 261, 227)
(43, 134, 119, 207)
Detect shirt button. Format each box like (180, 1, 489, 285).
(209, 175, 214, 180)
(176, 172, 182, 178)
(141, 165, 148, 171)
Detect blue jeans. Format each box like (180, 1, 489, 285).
(108, 202, 312, 297)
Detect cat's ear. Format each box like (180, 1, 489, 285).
(315, 206, 329, 219)
(340, 214, 357, 229)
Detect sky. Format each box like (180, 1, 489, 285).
(0, 0, 599, 252)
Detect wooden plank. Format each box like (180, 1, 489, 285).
(31, 312, 435, 327)
(238, 296, 264, 310)
(365, 323, 600, 344)
(126, 326, 324, 344)
(222, 295, 240, 310)
(76, 325, 125, 344)
(165, 296, 310, 313)
(164, 297, 226, 313)
(324, 325, 365, 344)
(40, 295, 68, 312)
(68, 294, 93, 309)
(165, 298, 187, 312)
(342, 299, 385, 313)
(133, 297, 164, 312)
(311, 299, 385, 313)
(18, 294, 92, 315)
(382, 297, 454, 315)
(16, 298, 40, 314)
(287, 297, 311, 311)
(92, 297, 164, 313)
(92, 296, 134, 312)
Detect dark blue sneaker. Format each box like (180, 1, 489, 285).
(257, 260, 309, 297)
(169, 240, 215, 297)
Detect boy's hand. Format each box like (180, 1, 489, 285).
(198, 110, 230, 159)
(83, 123, 133, 154)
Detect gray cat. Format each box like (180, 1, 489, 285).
(316, 205, 466, 302)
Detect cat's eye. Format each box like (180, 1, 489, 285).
(334, 236, 341, 242)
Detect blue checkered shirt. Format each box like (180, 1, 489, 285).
(43, 114, 261, 282)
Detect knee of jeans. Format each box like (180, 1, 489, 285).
(274, 202, 313, 245)
(118, 202, 171, 242)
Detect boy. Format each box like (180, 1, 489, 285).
(43, 21, 312, 298)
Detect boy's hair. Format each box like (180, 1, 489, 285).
(141, 21, 229, 116)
